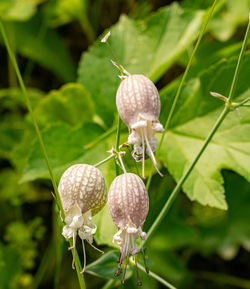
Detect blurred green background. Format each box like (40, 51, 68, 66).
(0, 0, 250, 289)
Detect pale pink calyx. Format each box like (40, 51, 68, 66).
(116, 74, 164, 178)
(58, 164, 107, 273)
(108, 173, 149, 284)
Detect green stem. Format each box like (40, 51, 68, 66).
(84, 126, 116, 149)
(79, 15, 96, 44)
(94, 154, 115, 167)
(0, 21, 86, 289)
(145, 107, 229, 243)
(0, 21, 64, 219)
(105, 41, 126, 76)
(197, 271, 250, 289)
(158, 0, 218, 151)
(136, 262, 177, 289)
(115, 116, 122, 176)
(227, 14, 250, 103)
(146, 0, 218, 190)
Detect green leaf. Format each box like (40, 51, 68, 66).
(0, 17, 76, 82)
(86, 250, 133, 280)
(159, 54, 250, 210)
(34, 83, 95, 128)
(78, 3, 204, 125)
(208, 0, 250, 41)
(192, 171, 250, 259)
(43, 0, 88, 27)
(0, 0, 39, 22)
(21, 122, 106, 182)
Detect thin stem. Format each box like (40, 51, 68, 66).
(115, 116, 121, 151)
(0, 21, 86, 289)
(136, 262, 177, 289)
(145, 107, 229, 243)
(79, 15, 96, 44)
(146, 0, 218, 189)
(84, 126, 116, 149)
(69, 238, 86, 289)
(234, 96, 250, 108)
(105, 41, 126, 76)
(94, 154, 115, 167)
(118, 154, 127, 173)
(0, 21, 65, 219)
(158, 0, 218, 152)
(197, 271, 250, 289)
(227, 14, 250, 103)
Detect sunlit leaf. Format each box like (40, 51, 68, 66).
(159, 54, 250, 209)
(78, 3, 204, 125)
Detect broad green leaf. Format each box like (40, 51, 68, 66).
(182, 0, 250, 41)
(159, 54, 250, 210)
(209, 0, 250, 41)
(86, 250, 133, 280)
(43, 0, 88, 27)
(21, 122, 106, 182)
(34, 83, 95, 128)
(191, 171, 250, 260)
(0, 0, 40, 21)
(0, 17, 76, 82)
(78, 3, 204, 125)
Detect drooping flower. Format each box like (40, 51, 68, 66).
(116, 74, 164, 178)
(58, 164, 107, 273)
(108, 173, 149, 284)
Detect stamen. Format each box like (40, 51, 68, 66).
(80, 239, 86, 274)
(144, 129, 163, 177)
(68, 232, 76, 270)
(122, 255, 129, 284)
(135, 256, 142, 286)
(141, 130, 145, 179)
(87, 240, 104, 254)
(115, 240, 126, 276)
(140, 238, 149, 273)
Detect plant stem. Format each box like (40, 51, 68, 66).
(227, 13, 250, 103)
(0, 21, 86, 289)
(94, 154, 115, 167)
(0, 21, 65, 219)
(84, 126, 116, 149)
(145, 11, 250, 243)
(145, 107, 228, 242)
(136, 262, 177, 289)
(158, 0, 218, 151)
(146, 0, 218, 190)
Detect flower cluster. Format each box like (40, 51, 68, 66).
(58, 39, 163, 283)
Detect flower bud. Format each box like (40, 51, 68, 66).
(116, 74, 164, 178)
(108, 173, 149, 284)
(58, 164, 107, 273)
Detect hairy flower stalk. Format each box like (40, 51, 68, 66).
(108, 173, 149, 284)
(58, 164, 107, 273)
(116, 74, 164, 178)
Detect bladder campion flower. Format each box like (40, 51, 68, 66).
(116, 74, 164, 178)
(108, 173, 149, 284)
(58, 164, 107, 273)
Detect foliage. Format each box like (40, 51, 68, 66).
(0, 0, 249, 289)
